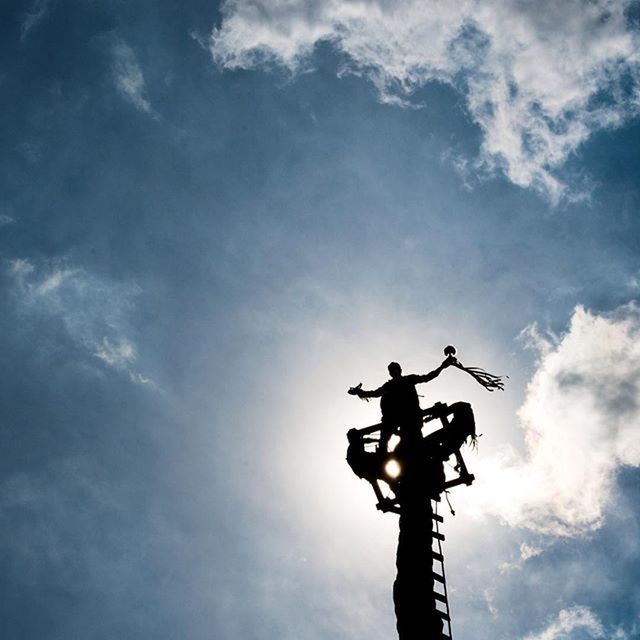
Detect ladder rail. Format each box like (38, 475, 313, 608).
(432, 500, 453, 640)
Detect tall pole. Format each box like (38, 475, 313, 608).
(393, 445, 445, 639)
(347, 398, 485, 639)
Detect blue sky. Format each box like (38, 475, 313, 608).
(2, 1, 640, 638)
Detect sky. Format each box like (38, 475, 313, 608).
(2, 0, 640, 638)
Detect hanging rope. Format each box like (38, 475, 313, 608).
(444, 490, 456, 516)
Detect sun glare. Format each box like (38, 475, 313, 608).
(385, 459, 402, 479)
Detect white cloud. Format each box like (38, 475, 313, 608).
(469, 303, 640, 536)
(7, 258, 152, 386)
(211, 0, 640, 203)
(112, 40, 155, 116)
(524, 607, 605, 640)
(518, 541, 542, 561)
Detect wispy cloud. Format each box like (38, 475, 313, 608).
(0, 214, 14, 227)
(467, 303, 640, 536)
(7, 257, 153, 386)
(211, 0, 640, 203)
(499, 541, 544, 573)
(94, 336, 136, 368)
(20, 0, 49, 43)
(112, 40, 156, 117)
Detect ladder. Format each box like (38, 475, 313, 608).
(431, 500, 453, 640)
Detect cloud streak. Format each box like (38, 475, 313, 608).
(8, 258, 152, 386)
(112, 40, 156, 116)
(211, 0, 640, 203)
(20, 0, 49, 43)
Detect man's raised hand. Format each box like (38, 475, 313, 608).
(348, 383, 363, 396)
(443, 354, 458, 368)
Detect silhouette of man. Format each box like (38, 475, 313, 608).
(348, 358, 455, 452)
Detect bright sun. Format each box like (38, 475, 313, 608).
(384, 459, 402, 479)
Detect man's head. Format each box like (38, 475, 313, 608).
(388, 362, 402, 378)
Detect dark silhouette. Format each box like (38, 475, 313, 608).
(345, 346, 505, 640)
(348, 356, 456, 452)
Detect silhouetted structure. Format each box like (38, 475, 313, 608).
(347, 347, 504, 640)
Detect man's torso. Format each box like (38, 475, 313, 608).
(380, 375, 422, 418)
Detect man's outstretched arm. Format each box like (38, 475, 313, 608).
(348, 383, 384, 398)
(414, 355, 457, 384)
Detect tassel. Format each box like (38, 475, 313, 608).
(454, 362, 507, 391)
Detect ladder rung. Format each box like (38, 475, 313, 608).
(432, 551, 443, 562)
(432, 571, 445, 584)
(432, 513, 444, 523)
(431, 530, 445, 541)
(435, 610, 451, 622)
(434, 591, 448, 604)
